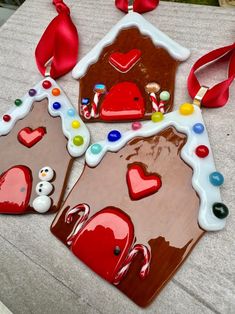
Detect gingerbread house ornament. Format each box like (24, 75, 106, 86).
(0, 77, 90, 215)
(72, 11, 190, 122)
(51, 103, 229, 307)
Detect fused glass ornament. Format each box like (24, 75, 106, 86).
(51, 103, 228, 307)
(0, 78, 90, 214)
(72, 12, 190, 122)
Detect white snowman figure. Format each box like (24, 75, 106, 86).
(33, 166, 54, 213)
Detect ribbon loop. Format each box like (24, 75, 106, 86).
(188, 43, 235, 108)
(115, 0, 159, 14)
(35, 0, 78, 79)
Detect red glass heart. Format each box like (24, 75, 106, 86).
(18, 127, 46, 148)
(127, 164, 162, 200)
(100, 82, 145, 121)
(109, 49, 142, 72)
(0, 166, 32, 214)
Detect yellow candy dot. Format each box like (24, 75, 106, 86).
(52, 88, 61, 96)
(151, 112, 164, 123)
(179, 103, 194, 115)
(71, 120, 80, 129)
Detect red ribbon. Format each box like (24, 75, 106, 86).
(115, 0, 159, 13)
(188, 43, 235, 108)
(35, 0, 79, 79)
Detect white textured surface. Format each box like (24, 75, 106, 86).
(72, 11, 190, 79)
(0, 0, 234, 313)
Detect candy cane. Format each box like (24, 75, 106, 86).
(91, 84, 106, 118)
(158, 100, 166, 113)
(145, 82, 161, 112)
(65, 203, 90, 246)
(159, 91, 170, 114)
(81, 98, 91, 119)
(113, 244, 151, 285)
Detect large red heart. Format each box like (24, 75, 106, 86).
(0, 166, 32, 214)
(100, 82, 145, 121)
(18, 127, 46, 148)
(126, 164, 162, 200)
(109, 49, 142, 73)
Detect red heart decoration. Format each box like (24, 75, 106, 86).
(100, 82, 145, 121)
(18, 127, 46, 148)
(0, 166, 32, 214)
(109, 49, 142, 73)
(126, 164, 162, 200)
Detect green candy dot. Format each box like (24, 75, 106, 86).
(15, 99, 22, 106)
(160, 91, 170, 101)
(91, 143, 102, 155)
(73, 135, 84, 146)
(151, 112, 164, 123)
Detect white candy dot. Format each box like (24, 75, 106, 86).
(32, 195, 51, 213)
(36, 181, 53, 196)
(39, 166, 54, 181)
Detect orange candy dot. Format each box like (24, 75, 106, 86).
(52, 88, 61, 96)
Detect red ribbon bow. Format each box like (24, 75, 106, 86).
(188, 43, 235, 108)
(115, 0, 159, 13)
(35, 0, 79, 79)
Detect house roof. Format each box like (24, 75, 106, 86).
(72, 12, 190, 79)
(85, 105, 227, 232)
(0, 77, 90, 157)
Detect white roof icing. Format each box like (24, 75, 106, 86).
(72, 12, 190, 79)
(85, 105, 226, 232)
(0, 77, 90, 157)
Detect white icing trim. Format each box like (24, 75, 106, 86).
(72, 12, 190, 79)
(85, 106, 226, 232)
(0, 78, 90, 157)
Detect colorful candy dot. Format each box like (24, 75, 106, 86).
(42, 80, 52, 89)
(73, 135, 84, 146)
(67, 108, 75, 117)
(52, 88, 60, 96)
(151, 112, 164, 123)
(160, 91, 170, 101)
(179, 103, 194, 115)
(82, 98, 90, 105)
(132, 121, 142, 130)
(195, 145, 209, 158)
(209, 172, 224, 187)
(91, 143, 102, 155)
(108, 130, 121, 142)
(71, 120, 80, 129)
(212, 203, 229, 219)
(29, 89, 37, 97)
(193, 123, 205, 134)
(14, 99, 22, 106)
(52, 102, 61, 110)
(3, 114, 11, 122)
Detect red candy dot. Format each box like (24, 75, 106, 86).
(42, 80, 52, 89)
(3, 114, 11, 122)
(195, 145, 209, 158)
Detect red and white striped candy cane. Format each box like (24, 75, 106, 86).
(91, 92, 101, 118)
(113, 244, 151, 285)
(82, 105, 91, 119)
(149, 93, 159, 112)
(158, 100, 166, 113)
(65, 203, 90, 246)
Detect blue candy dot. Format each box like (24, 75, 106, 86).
(193, 123, 205, 134)
(209, 172, 224, 187)
(67, 108, 75, 117)
(107, 130, 121, 142)
(53, 102, 61, 110)
(91, 144, 102, 155)
(82, 98, 90, 105)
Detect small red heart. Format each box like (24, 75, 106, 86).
(18, 127, 46, 148)
(0, 166, 32, 214)
(100, 82, 145, 121)
(127, 164, 162, 200)
(109, 49, 142, 73)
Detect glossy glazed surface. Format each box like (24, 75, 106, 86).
(109, 49, 142, 73)
(18, 127, 46, 148)
(79, 27, 178, 122)
(51, 127, 204, 307)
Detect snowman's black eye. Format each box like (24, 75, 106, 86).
(114, 246, 121, 256)
(39, 189, 42, 193)
(40, 170, 43, 173)
(45, 169, 49, 172)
